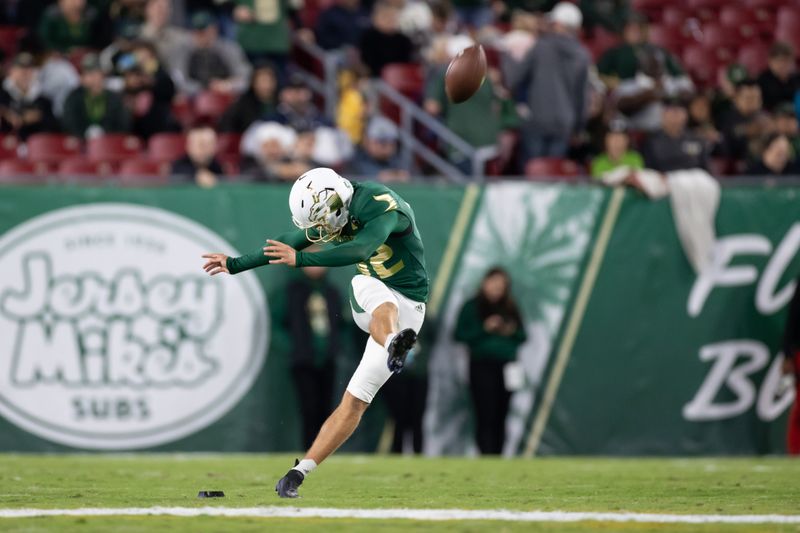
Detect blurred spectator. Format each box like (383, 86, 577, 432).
(140, 0, 190, 73)
(496, 10, 537, 62)
(173, 11, 251, 96)
(451, 0, 493, 29)
(120, 42, 179, 139)
(35, 46, 81, 119)
(712, 63, 749, 125)
(358, 2, 414, 77)
(241, 121, 311, 181)
(38, 0, 100, 52)
(219, 62, 278, 133)
(757, 42, 800, 113)
(282, 266, 342, 450)
(580, 0, 630, 34)
(315, 0, 370, 51)
(613, 45, 694, 132)
(426, 36, 516, 171)
(99, 22, 142, 77)
(336, 70, 367, 144)
(590, 120, 643, 179)
(718, 80, 766, 159)
(598, 13, 688, 90)
(267, 76, 331, 131)
(687, 93, 721, 147)
(349, 115, 409, 182)
(454, 267, 526, 456)
(746, 134, 800, 176)
(171, 126, 224, 187)
(504, 2, 590, 161)
(61, 54, 131, 138)
(782, 275, 800, 455)
(641, 98, 708, 173)
(0, 53, 59, 140)
(774, 103, 800, 155)
(233, 0, 295, 73)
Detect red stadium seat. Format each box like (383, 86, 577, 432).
(525, 158, 583, 180)
(86, 134, 143, 163)
(171, 95, 195, 128)
(0, 159, 37, 177)
(745, 0, 783, 7)
(194, 91, 235, 122)
(662, 6, 689, 28)
(147, 133, 186, 162)
(699, 24, 738, 58)
(776, 26, 800, 56)
(381, 63, 425, 102)
(719, 6, 759, 39)
(217, 132, 242, 158)
(687, 0, 728, 21)
(777, 6, 800, 31)
(58, 157, 114, 177)
(0, 26, 26, 59)
(585, 28, 621, 61)
(648, 24, 687, 55)
(682, 45, 723, 88)
(737, 44, 770, 77)
(26, 134, 82, 166)
(0, 135, 18, 160)
(119, 158, 170, 176)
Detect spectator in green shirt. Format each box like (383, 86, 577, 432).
(591, 119, 644, 179)
(233, 0, 307, 79)
(454, 267, 527, 455)
(61, 53, 130, 138)
(38, 0, 100, 53)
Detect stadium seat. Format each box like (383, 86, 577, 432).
(648, 25, 687, 54)
(26, 134, 82, 166)
(682, 45, 722, 88)
(687, 0, 728, 21)
(194, 91, 235, 123)
(524, 158, 583, 180)
(745, 0, 783, 7)
(147, 133, 186, 162)
(719, 6, 759, 39)
(171, 95, 195, 128)
(0, 135, 18, 160)
(0, 159, 38, 177)
(65, 47, 93, 71)
(585, 28, 621, 61)
(58, 157, 113, 178)
(777, 6, 800, 31)
(662, 6, 689, 28)
(699, 24, 738, 58)
(775, 26, 800, 55)
(119, 159, 171, 183)
(86, 134, 143, 163)
(737, 43, 770, 77)
(381, 63, 425, 102)
(0, 26, 25, 59)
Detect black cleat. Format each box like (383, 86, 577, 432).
(386, 328, 417, 374)
(275, 460, 304, 498)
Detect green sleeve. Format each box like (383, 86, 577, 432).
(226, 229, 311, 274)
(297, 212, 401, 268)
(453, 299, 481, 343)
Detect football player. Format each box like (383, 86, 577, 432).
(201, 167, 429, 497)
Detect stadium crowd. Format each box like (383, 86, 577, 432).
(0, 0, 799, 183)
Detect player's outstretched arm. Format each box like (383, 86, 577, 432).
(202, 229, 310, 276)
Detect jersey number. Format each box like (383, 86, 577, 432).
(357, 244, 404, 279)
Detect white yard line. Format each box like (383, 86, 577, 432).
(1, 507, 799, 524)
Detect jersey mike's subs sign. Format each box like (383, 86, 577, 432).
(0, 204, 268, 450)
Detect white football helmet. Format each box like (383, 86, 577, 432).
(289, 168, 354, 243)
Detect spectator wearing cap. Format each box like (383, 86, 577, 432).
(349, 115, 409, 182)
(746, 133, 800, 176)
(718, 79, 768, 160)
(173, 11, 251, 96)
(598, 13, 689, 91)
(613, 44, 694, 132)
(240, 121, 311, 182)
(61, 54, 131, 139)
(120, 42, 180, 139)
(315, 0, 371, 51)
(641, 98, 708, 173)
(590, 120, 644, 179)
(171, 126, 224, 187)
(219, 62, 278, 133)
(140, 0, 190, 73)
(758, 42, 800, 113)
(426, 36, 517, 172)
(774, 102, 800, 155)
(266, 76, 331, 131)
(0, 53, 59, 140)
(503, 2, 591, 162)
(358, 2, 414, 78)
(38, 0, 100, 53)
(99, 22, 142, 77)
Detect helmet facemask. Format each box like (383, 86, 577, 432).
(293, 187, 349, 243)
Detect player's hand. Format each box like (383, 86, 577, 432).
(263, 240, 297, 267)
(202, 253, 230, 275)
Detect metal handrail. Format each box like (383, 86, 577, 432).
(291, 38, 342, 119)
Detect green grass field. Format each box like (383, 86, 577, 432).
(0, 454, 798, 532)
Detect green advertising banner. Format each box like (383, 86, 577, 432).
(0, 184, 466, 452)
(538, 186, 800, 455)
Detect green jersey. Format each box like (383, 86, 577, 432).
(227, 181, 430, 303)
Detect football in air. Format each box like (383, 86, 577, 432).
(445, 44, 488, 104)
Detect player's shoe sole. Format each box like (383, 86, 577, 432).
(275, 460, 304, 498)
(387, 328, 417, 374)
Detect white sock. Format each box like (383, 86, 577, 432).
(383, 333, 396, 351)
(292, 459, 317, 477)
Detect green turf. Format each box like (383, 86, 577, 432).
(0, 454, 799, 532)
